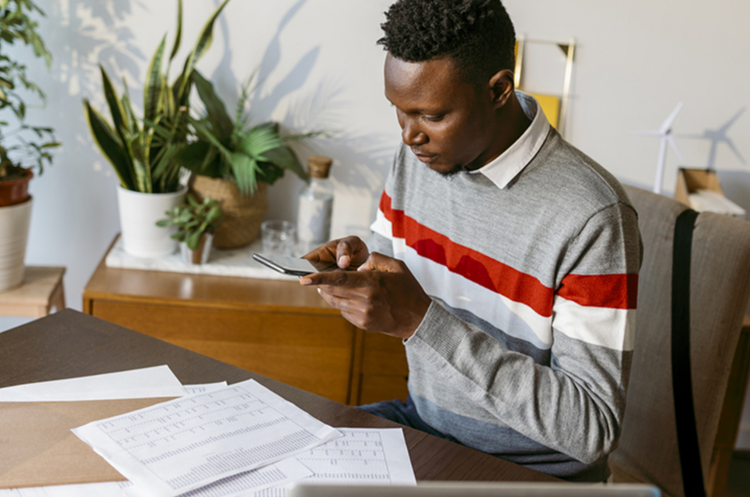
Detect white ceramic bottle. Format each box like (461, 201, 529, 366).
(297, 156, 334, 254)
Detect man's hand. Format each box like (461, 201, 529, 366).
(300, 253, 431, 340)
(302, 236, 370, 270)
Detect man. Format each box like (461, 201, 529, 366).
(300, 0, 642, 482)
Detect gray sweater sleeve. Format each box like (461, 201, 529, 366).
(366, 231, 394, 257)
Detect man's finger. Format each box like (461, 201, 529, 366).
(300, 268, 372, 287)
(358, 252, 404, 273)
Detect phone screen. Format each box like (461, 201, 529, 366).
(252, 253, 337, 276)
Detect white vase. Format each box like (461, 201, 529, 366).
(0, 197, 33, 292)
(117, 186, 187, 258)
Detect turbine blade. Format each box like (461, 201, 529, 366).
(667, 134, 684, 162)
(719, 107, 745, 133)
(660, 102, 684, 134)
(725, 138, 747, 165)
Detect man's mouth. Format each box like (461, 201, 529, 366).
(412, 149, 437, 163)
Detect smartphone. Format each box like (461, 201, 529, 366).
(252, 253, 337, 276)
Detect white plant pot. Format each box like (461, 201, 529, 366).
(0, 197, 33, 292)
(117, 186, 187, 258)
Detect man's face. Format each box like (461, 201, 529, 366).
(384, 54, 495, 175)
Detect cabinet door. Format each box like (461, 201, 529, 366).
(357, 330, 409, 405)
(91, 300, 357, 404)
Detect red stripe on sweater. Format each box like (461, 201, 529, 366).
(380, 192, 554, 317)
(558, 273, 638, 309)
(379, 192, 637, 315)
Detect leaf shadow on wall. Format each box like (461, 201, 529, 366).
(45, 0, 147, 232)
(207, 0, 394, 234)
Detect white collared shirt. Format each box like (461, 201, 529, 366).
(468, 91, 551, 189)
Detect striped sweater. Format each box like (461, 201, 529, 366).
(368, 129, 642, 481)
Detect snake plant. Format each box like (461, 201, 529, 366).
(83, 0, 231, 193)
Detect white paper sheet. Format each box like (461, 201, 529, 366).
(182, 383, 228, 396)
(72, 379, 342, 497)
(295, 428, 416, 486)
(249, 428, 416, 497)
(0, 459, 311, 497)
(0, 366, 187, 401)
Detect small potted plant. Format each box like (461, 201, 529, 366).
(0, 0, 59, 292)
(83, 0, 231, 258)
(157, 195, 222, 264)
(176, 71, 322, 249)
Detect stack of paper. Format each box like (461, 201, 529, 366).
(0, 367, 416, 497)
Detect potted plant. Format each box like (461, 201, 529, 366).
(177, 71, 318, 249)
(157, 195, 222, 264)
(83, 0, 231, 258)
(0, 0, 59, 292)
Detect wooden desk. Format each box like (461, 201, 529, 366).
(0, 266, 65, 317)
(83, 238, 408, 406)
(0, 309, 559, 483)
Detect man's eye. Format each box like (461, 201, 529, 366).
(424, 114, 444, 122)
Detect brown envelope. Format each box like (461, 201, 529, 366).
(0, 398, 174, 489)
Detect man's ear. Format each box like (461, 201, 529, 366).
(489, 69, 515, 109)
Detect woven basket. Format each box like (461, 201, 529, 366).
(189, 175, 268, 249)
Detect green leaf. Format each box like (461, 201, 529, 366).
(186, 230, 202, 250)
(238, 124, 282, 159)
(83, 99, 135, 190)
(176, 0, 231, 102)
(168, 0, 183, 63)
(230, 152, 260, 195)
(259, 145, 307, 181)
(99, 65, 131, 167)
(191, 70, 232, 137)
(144, 35, 167, 126)
(176, 140, 211, 172)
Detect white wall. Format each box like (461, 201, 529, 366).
(1, 0, 749, 448)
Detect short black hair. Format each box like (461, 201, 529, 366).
(378, 0, 516, 84)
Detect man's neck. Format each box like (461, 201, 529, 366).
(467, 91, 533, 171)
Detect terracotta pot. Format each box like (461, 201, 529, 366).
(189, 175, 268, 249)
(0, 169, 33, 207)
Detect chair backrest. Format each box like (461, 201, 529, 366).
(609, 185, 750, 497)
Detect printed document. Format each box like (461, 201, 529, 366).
(72, 379, 342, 497)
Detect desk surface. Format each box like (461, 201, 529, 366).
(0, 310, 559, 483)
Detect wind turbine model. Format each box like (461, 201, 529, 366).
(633, 102, 685, 194)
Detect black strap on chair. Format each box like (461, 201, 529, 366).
(671, 208, 706, 497)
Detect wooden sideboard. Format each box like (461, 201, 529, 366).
(83, 238, 409, 406)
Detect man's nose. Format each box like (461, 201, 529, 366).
(401, 120, 427, 146)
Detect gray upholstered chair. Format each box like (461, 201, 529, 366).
(609, 185, 750, 497)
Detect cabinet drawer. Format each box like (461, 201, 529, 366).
(91, 300, 356, 404)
